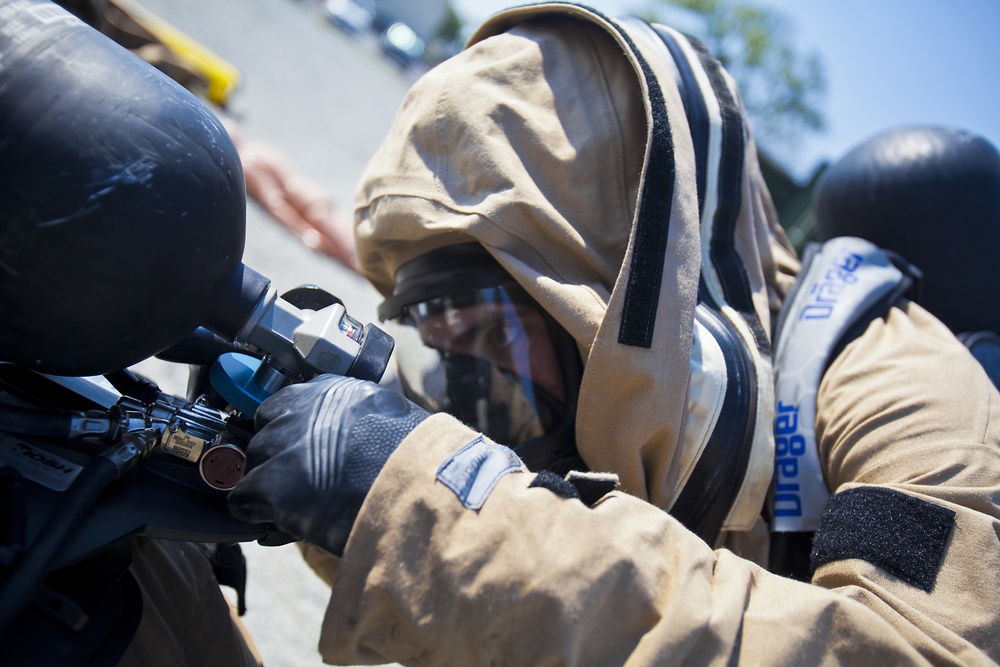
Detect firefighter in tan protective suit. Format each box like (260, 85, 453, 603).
(228, 4, 1000, 665)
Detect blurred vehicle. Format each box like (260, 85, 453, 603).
(380, 20, 425, 70)
(323, 0, 376, 35)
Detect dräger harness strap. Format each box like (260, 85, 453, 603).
(771, 236, 914, 532)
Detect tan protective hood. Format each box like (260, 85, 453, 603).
(355, 3, 797, 536)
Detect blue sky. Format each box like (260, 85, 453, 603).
(451, 0, 1000, 181)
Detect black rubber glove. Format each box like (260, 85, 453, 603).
(228, 374, 430, 556)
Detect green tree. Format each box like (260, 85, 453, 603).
(426, 3, 464, 66)
(434, 3, 463, 44)
(648, 0, 827, 169)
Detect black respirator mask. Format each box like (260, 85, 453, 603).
(378, 244, 585, 475)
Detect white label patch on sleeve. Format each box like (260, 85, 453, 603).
(436, 436, 523, 510)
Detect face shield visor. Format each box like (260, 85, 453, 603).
(378, 244, 584, 474)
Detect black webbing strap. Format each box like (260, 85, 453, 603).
(682, 37, 770, 353)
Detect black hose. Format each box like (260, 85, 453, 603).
(103, 369, 159, 405)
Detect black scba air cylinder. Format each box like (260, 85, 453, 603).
(0, 0, 247, 376)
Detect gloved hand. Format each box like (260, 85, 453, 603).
(228, 374, 429, 556)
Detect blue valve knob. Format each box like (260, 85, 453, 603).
(209, 353, 273, 418)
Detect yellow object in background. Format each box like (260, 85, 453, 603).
(111, 0, 242, 108)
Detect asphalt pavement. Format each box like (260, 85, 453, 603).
(127, 0, 417, 663)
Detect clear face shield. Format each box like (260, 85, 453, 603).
(378, 244, 584, 474)
(385, 284, 566, 446)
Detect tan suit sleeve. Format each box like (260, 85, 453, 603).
(814, 301, 1000, 664)
(314, 415, 932, 666)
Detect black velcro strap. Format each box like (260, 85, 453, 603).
(810, 487, 955, 592)
(196, 542, 248, 616)
(610, 22, 676, 348)
(565, 471, 619, 507)
(529, 470, 581, 501)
